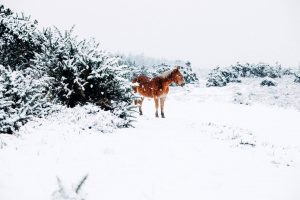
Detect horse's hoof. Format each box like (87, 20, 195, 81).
(161, 113, 165, 118)
(139, 112, 143, 115)
(155, 113, 159, 118)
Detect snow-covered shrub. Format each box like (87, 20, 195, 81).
(206, 63, 284, 87)
(206, 67, 241, 87)
(0, 6, 53, 134)
(294, 70, 300, 83)
(294, 75, 300, 83)
(33, 27, 134, 126)
(0, 65, 52, 134)
(181, 61, 199, 83)
(232, 62, 283, 78)
(0, 5, 42, 70)
(52, 175, 88, 200)
(260, 78, 277, 86)
(39, 104, 127, 133)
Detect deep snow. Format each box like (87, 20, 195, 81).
(1, 80, 300, 200)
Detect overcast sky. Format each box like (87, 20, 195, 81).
(2, 0, 300, 68)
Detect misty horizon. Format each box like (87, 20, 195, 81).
(2, 0, 300, 69)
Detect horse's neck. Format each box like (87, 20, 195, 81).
(161, 76, 173, 86)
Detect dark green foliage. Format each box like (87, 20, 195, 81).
(0, 5, 135, 133)
(294, 70, 300, 83)
(260, 79, 277, 86)
(294, 75, 300, 83)
(206, 67, 241, 87)
(0, 65, 51, 134)
(0, 5, 42, 70)
(207, 63, 284, 87)
(34, 27, 134, 126)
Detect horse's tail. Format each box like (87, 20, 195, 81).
(132, 77, 138, 93)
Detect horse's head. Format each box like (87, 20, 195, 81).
(171, 66, 185, 86)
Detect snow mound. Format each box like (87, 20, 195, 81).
(231, 77, 300, 110)
(18, 104, 126, 137)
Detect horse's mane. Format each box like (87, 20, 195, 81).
(158, 69, 173, 79)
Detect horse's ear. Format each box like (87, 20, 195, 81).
(174, 66, 180, 71)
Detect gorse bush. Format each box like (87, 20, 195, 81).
(0, 5, 134, 133)
(0, 65, 52, 134)
(52, 175, 88, 200)
(34, 29, 131, 114)
(0, 5, 52, 134)
(294, 68, 300, 83)
(260, 78, 277, 87)
(34, 27, 134, 123)
(0, 5, 42, 70)
(206, 62, 287, 87)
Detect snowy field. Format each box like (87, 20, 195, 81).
(1, 78, 300, 200)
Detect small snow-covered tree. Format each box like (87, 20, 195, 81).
(294, 72, 300, 83)
(0, 5, 42, 70)
(52, 175, 88, 200)
(0, 65, 51, 134)
(33, 27, 134, 126)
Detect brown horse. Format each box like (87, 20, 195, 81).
(132, 66, 185, 118)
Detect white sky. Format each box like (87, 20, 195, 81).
(2, 0, 300, 68)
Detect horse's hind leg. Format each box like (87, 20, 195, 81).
(154, 97, 159, 118)
(160, 97, 166, 118)
(139, 97, 144, 115)
(135, 97, 144, 115)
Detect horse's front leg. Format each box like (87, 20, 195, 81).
(160, 97, 166, 118)
(154, 97, 159, 118)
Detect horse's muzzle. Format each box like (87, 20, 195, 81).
(180, 82, 185, 87)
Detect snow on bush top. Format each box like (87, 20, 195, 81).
(19, 104, 126, 135)
(260, 78, 278, 87)
(0, 5, 135, 134)
(206, 62, 291, 87)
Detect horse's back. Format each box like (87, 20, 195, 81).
(132, 75, 154, 97)
(132, 75, 151, 84)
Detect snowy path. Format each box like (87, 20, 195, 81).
(1, 86, 300, 200)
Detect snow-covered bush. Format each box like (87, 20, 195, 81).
(52, 175, 88, 200)
(0, 65, 52, 134)
(294, 69, 300, 83)
(294, 75, 300, 83)
(0, 5, 135, 133)
(231, 62, 283, 78)
(207, 63, 285, 87)
(260, 78, 277, 86)
(206, 67, 241, 87)
(37, 104, 127, 133)
(33, 27, 134, 125)
(0, 5, 42, 70)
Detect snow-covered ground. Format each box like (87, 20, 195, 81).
(1, 79, 300, 200)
